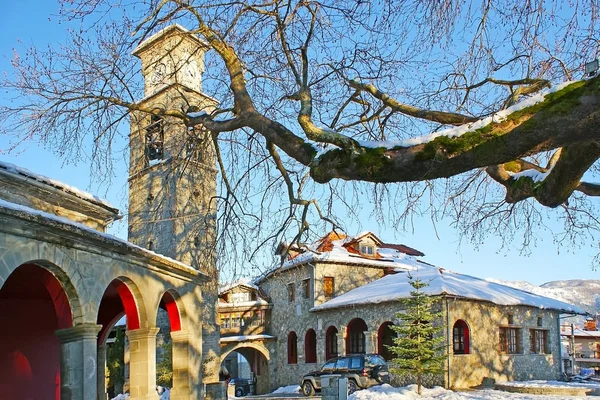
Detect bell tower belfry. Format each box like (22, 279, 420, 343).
(129, 24, 217, 272)
(129, 24, 222, 392)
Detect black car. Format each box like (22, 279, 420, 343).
(228, 377, 254, 397)
(300, 354, 390, 396)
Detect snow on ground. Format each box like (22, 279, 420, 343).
(347, 384, 591, 400)
(271, 384, 301, 394)
(110, 387, 169, 400)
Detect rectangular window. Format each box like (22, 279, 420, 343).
(288, 283, 295, 303)
(324, 276, 335, 298)
(500, 327, 520, 354)
(302, 278, 310, 299)
(360, 244, 375, 255)
(231, 313, 242, 328)
(530, 329, 548, 354)
(230, 292, 251, 303)
(220, 313, 230, 329)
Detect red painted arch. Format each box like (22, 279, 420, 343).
(114, 280, 140, 330)
(161, 292, 181, 332)
(0, 263, 70, 400)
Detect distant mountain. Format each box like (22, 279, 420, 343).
(485, 278, 600, 323)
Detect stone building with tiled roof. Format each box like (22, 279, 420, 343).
(220, 230, 585, 392)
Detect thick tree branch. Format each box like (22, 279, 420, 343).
(310, 79, 600, 188)
(348, 79, 478, 126)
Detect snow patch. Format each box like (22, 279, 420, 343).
(0, 198, 196, 273)
(0, 160, 116, 210)
(312, 264, 585, 314)
(271, 385, 301, 394)
(220, 334, 275, 342)
(351, 80, 578, 150)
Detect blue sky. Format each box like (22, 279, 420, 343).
(1, 1, 598, 285)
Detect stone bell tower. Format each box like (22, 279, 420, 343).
(129, 24, 222, 390)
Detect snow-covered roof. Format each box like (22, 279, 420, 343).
(0, 160, 117, 211)
(218, 299, 270, 308)
(254, 231, 423, 284)
(564, 328, 600, 338)
(219, 279, 259, 294)
(0, 198, 201, 277)
(311, 265, 586, 314)
(219, 334, 276, 343)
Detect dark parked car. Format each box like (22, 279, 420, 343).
(300, 354, 390, 396)
(229, 377, 254, 397)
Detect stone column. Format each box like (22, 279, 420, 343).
(338, 328, 347, 356)
(55, 323, 103, 400)
(364, 330, 378, 354)
(316, 330, 326, 364)
(97, 344, 109, 400)
(126, 327, 160, 400)
(170, 330, 191, 400)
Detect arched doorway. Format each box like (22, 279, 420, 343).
(305, 329, 317, 363)
(377, 321, 395, 360)
(346, 318, 367, 354)
(97, 278, 143, 399)
(287, 331, 298, 364)
(221, 344, 270, 395)
(0, 263, 73, 400)
(325, 326, 338, 360)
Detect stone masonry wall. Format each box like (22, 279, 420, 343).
(447, 299, 562, 388)
(260, 262, 564, 391)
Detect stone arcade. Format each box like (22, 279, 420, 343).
(0, 25, 223, 400)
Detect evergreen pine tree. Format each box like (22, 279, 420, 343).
(388, 274, 446, 395)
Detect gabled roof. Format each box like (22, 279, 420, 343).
(254, 231, 424, 284)
(219, 280, 259, 295)
(311, 264, 586, 314)
(132, 24, 208, 56)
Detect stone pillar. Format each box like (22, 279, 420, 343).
(297, 338, 305, 363)
(126, 327, 160, 400)
(316, 330, 326, 364)
(97, 344, 109, 400)
(338, 328, 347, 356)
(55, 323, 102, 400)
(170, 330, 191, 400)
(365, 330, 378, 354)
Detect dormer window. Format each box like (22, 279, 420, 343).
(360, 244, 375, 256)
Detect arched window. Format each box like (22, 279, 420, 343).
(377, 322, 396, 361)
(453, 320, 470, 354)
(287, 332, 298, 364)
(325, 326, 338, 360)
(346, 318, 367, 354)
(305, 329, 317, 363)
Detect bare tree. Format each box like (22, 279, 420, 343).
(2, 0, 600, 274)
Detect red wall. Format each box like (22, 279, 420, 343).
(0, 298, 61, 400)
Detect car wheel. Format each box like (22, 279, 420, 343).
(347, 379, 358, 394)
(301, 380, 316, 396)
(235, 387, 244, 397)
